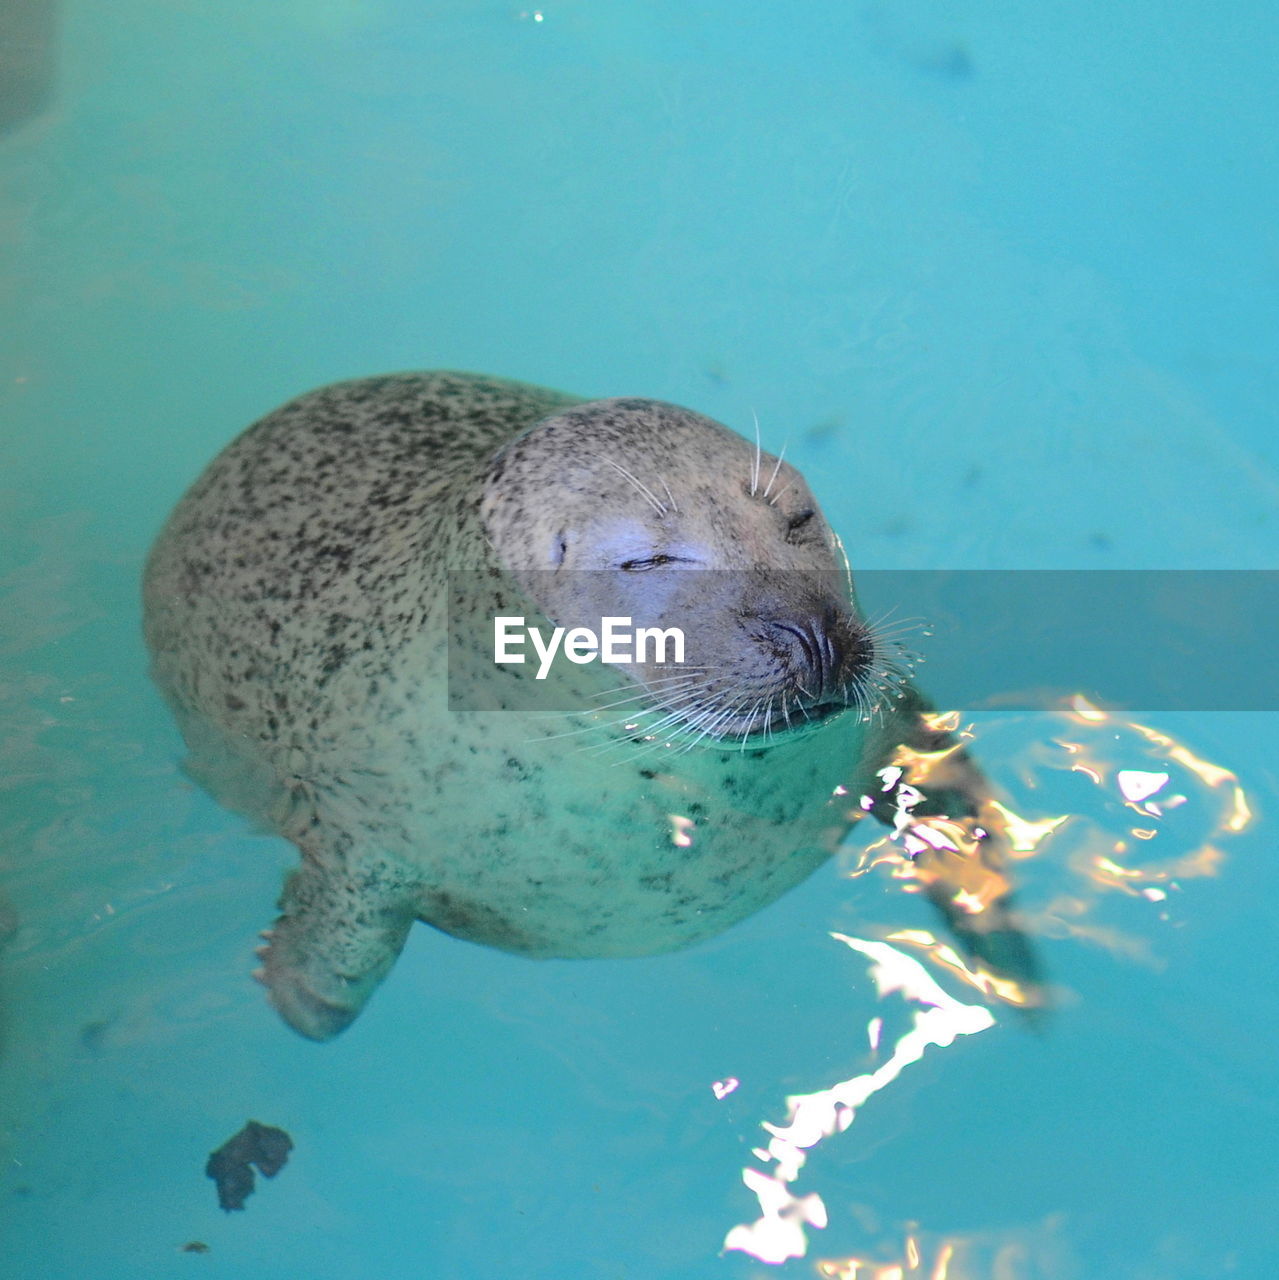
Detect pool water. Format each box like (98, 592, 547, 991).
(2, 2, 1277, 1277)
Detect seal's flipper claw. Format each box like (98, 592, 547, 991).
(257, 859, 413, 1041)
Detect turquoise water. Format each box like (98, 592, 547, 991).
(3, 2, 1277, 1277)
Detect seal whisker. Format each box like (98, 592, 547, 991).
(585, 680, 726, 760)
(523, 722, 612, 746)
(669, 710, 717, 755)
(580, 677, 709, 717)
(524, 672, 711, 731)
(703, 697, 752, 747)
(676, 695, 746, 754)
(622, 690, 723, 757)
(761, 441, 789, 500)
(525, 685, 693, 724)
(657, 475, 679, 514)
(585, 670, 710, 702)
(528, 676, 716, 747)
(638, 683, 728, 738)
(603, 457, 666, 516)
(738, 697, 767, 751)
(861, 605, 927, 646)
(604, 691, 728, 764)
(528, 701, 690, 746)
(586, 680, 716, 721)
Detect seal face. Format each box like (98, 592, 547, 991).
(478, 397, 881, 744)
(143, 371, 1033, 1040)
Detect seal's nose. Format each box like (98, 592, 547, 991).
(769, 620, 838, 696)
(765, 606, 874, 702)
(766, 611, 845, 697)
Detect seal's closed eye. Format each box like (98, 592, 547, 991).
(619, 554, 678, 571)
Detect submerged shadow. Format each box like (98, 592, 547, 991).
(1, 0, 58, 136)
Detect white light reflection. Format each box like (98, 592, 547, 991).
(668, 814, 695, 847)
(723, 937, 995, 1264)
(712, 1077, 739, 1100)
(1117, 769, 1169, 805)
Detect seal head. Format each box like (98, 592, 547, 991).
(481, 397, 880, 743)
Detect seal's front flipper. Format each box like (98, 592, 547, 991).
(911, 834, 1045, 1011)
(871, 692, 1047, 1014)
(256, 859, 413, 1041)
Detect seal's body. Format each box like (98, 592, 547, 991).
(144, 372, 1030, 1039)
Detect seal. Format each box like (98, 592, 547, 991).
(143, 371, 1037, 1040)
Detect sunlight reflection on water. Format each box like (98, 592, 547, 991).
(721, 697, 1251, 1269)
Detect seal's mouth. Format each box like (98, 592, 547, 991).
(644, 693, 852, 746)
(789, 698, 847, 726)
(597, 616, 919, 752)
(732, 696, 849, 741)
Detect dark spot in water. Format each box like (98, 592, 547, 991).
(804, 416, 843, 444)
(205, 1121, 293, 1213)
(79, 1018, 112, 1053)
(914, 42, 974, 80)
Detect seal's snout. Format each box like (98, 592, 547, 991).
(766, 609, 874, 705)
(768, 619, 842, 697)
